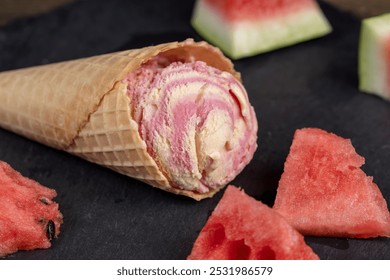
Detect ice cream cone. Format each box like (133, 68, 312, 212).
(0, 39, 250, 200)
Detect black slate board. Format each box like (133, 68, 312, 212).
(0, 0, 389, 260)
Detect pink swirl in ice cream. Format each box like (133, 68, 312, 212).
(127, 57, 257, 193)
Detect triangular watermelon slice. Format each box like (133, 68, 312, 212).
(187, 185, 319, 260)
(191, 0, 332, 59)
(359, 13, 390, 100)
(0, 161, 63, 257)
(273, 128, 390, 238)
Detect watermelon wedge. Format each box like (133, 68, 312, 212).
(191, 0, 332, 59)
(187, 185, 319, 260)
(0, 161, 63, 257)
(273, 128, 390, 238)
(359, 13, 390, 100)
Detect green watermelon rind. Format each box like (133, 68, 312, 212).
(191, 0, 332, 59)
(358, 13, 390, 99)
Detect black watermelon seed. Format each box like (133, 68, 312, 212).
(46, 220, 55, 241)
(40, 198, 49, 205)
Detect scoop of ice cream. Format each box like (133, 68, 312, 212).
(126, 57, 257, 193)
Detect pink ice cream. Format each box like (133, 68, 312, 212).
(126, 56, 257, 194)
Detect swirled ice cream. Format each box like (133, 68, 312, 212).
(127, 56, 257, 193)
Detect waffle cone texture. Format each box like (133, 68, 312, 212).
(0, 39, 241, 200)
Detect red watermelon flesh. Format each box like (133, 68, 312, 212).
(273, 128, 390, 238)
(205, 0, 316, 22)
(187, 185, 319, 260)
(0, 161, 63, 257)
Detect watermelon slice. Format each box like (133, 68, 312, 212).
(273, 128, 390, 238)
(359, 13, 390, 100)
(187, 185, 319, 260)
(0, 161, 63, 257)
(191, 0, 332, 59)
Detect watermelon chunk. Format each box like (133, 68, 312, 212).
(0, 161, 63, 257)
(191, 0, 332, 59)
(359, 13, 390, 100)
(273, 128, 390, 238)
(187, 185, 319, 260)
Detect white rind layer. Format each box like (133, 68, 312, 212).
(359, 13, 390, 100)
(191, 0, 332, 59)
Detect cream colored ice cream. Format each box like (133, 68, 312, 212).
(127, 56, 257, 193)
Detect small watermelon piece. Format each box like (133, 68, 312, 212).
(273, 128, 390, 238)
(187, 185, 319, 260)
(0, 161, 63, 257)
(359, 13, 390, 100)
(191, 0, 332, 59)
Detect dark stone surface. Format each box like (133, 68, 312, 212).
(0, 0, 389, 259)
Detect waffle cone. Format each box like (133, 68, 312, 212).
(0, 39, 239, 200)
